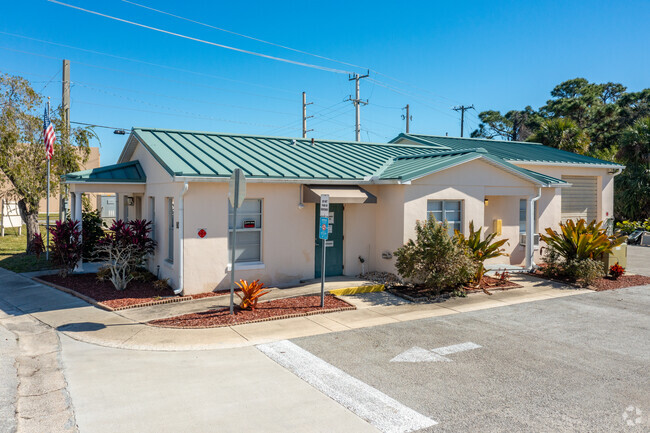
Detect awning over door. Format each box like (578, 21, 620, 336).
(302, 185, 377, 204)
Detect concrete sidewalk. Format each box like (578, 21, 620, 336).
(0, 266, 592, 351)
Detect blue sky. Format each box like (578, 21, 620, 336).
(2, 0, 649, 165)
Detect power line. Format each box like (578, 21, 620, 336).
(48, 0, 352, 74)
(0, 31, 296, 95)
(119, 0, 369, 73)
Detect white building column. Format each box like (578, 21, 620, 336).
(74, 191, 83, 272)
(525, 188, 542, 270)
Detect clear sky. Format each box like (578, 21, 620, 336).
(2, 0, 649, 165)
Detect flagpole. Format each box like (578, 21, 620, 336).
(46, 98, 50, 261)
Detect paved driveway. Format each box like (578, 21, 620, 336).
(284, 287, 650, 432)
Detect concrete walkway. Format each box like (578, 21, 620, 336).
(0, 266, 592, 351)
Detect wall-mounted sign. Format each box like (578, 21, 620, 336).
(243, 220, 255, 228)
(197, 228, 207, 238)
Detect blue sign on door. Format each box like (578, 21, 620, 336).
(318, 216, 329, 240)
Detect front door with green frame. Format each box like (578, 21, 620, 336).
(315, 203, 343, 278)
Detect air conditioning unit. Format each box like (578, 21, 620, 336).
(519, 233, 540, 249)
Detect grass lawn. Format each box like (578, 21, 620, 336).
(0, 225, 53, 273)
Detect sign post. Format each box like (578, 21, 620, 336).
(228, 168, 246, 314)
(319, 194, 330, 307)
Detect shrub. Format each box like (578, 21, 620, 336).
(609, 263, 625, 280)
(49, 219, 83, 277)
(455, 221, 508, 283)
(96, 219, 157, 290)
(32, 233, 45, 260)
(235, 279, 269, 310)
(82, 208, 105, 260)
(539, 219, 626, 261)
(153, 278, 171, 291)
(394, 218, 476, 293)
(615, 218, 650, 235)
(565, 258, 604, 287)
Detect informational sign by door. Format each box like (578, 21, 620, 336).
(319, 194, 330, 307)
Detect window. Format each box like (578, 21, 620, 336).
(149, 196, 156, 242)
(519, 199, 538, 234)
(228, 199, 262, 263)
(427, 200, 462, 237)
(167, 198, 174, 262)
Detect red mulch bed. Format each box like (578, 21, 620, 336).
(390, 276, 520, 299)
(591, 274, 650, 291)
(148, 294, 354, 328)
(38, 273, 230, 309)
(530, 270, 650, 291)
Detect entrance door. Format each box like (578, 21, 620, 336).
(315, 203, 343, 278)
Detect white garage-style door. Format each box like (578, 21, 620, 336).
(561, 176, 598, 222)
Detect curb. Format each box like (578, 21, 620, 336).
(328, 284, 385, 296)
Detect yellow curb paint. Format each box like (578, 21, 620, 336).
(328, 284, 385, 296)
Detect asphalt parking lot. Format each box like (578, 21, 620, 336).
(285, 286, 650, 432)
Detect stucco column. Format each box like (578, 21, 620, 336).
(70, 192, 76, 221)
(525, 188, 542, 270)
(74, 192, 83, 272)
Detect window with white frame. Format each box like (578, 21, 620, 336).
(519, 198, 538, 234)
(167, 197, 174, 262)
(228, 199, 262, 263)
(427, 200, 462, 237)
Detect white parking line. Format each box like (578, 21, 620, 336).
(257, 340, 437, 433)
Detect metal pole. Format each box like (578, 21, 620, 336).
(46, 99, 50, 260)
(61, 60, 70, 221)
(355, 75, 360, 141)
(320, 238, 326, 307)
(229, 175, 239, 315)
(302, 92, 307, 138)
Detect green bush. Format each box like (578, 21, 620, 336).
(565, 258, 604, 287)
(82, 208, 106, 260)
(615, 218, 650, 235)
(455, 221, 508, 283)
(394, 218, 476, 293)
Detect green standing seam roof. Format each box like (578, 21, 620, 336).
(63, 160, 146, 183)
(65, 128, 571, 186)
(391, 133, 623, 167)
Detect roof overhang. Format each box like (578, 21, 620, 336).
(302, 185, 377, 204)
(509, 160, 625, 170)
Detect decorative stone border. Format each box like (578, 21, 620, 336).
(32, 277, 193, 311)
(148, 303, 357, 329)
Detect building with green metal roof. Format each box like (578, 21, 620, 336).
(63, 128, 622, 295)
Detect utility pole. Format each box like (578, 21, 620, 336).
(302, 91, 313, 138)
(60, 59, 71, 221)
(346, 71, 369, 141)
(452, 104, 474, 137)
(402, 104, 412, 133)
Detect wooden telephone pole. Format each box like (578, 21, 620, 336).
(452, 104, 474, 137)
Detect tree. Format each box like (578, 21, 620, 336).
(470, 107, 537, 141)
(527, 118, 590, 154)
(0, 73, 96, 253)
(615, 117, 650, 220)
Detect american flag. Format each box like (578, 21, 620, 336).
(43, 105, 55, 160)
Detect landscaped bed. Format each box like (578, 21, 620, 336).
(148, 294, 355, 328)
(387, 275, 521, 302)
(36, 273, 234, 310)
(531, 270, 650, 291)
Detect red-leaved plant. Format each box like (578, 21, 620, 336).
(32, 233, 45, 260)
(609, 263, 625, 280)
(49, 219, 83, 277)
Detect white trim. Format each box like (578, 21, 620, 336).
(226, 261, 265, 271)
(173, 176, 402, 185)
(510, 160, 624, 169)
(64, 181, 145, 185)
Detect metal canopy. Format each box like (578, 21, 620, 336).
(302, 185, 377, 204)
